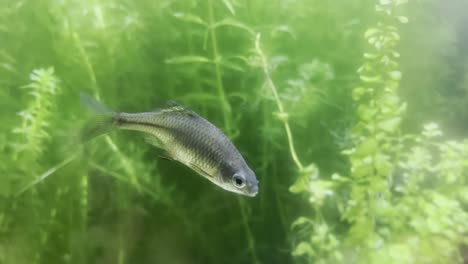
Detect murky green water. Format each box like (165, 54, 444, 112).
(1, 0, 468, 263)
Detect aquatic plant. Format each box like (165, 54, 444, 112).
(288, 0, 468, 263)
(13, 68, 60, 158)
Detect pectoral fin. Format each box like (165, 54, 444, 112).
(145, 135, 174, 161)
(144, 135, 165, 149)
(188, 162, 213, 179)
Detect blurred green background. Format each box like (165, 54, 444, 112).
(1, 0, 468, 263)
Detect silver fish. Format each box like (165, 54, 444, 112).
(80, 93, 258, 197)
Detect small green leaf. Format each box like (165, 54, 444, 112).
(422, 122, 443, 138)
(388, 71, 402, 80)
(292, 242, 314, 257)
(364, 28, 380, 39)
(341, 148, 355, 155)
(364, 53, 379, 59)
(379, 0, 392, 5)
(355, 138, 377, 157)
(388, 32, 401, 41)
(357, 105, 377, 121)
(374, 154, 393, 176)
(334, 251, 344, 261)
(165, 56, 212, 64)
(360, 74, 381, 83)
(427, 218, 442, 233)
(289, 164, 319, 194)
(273, 111, 289, 122)
(172, 12, 207, 25)
(220, 59, 245, 72)
(396, 0, 408, 5)
(213, 18, 255, 36)
(457, 187, 468, 203)
(331, 173, 350, 182)
(291, 217, 313, 229)
(352, 86, 369, 100)
(221, 0, 236, 15)
(378, 117, 401, 133)
(289, 176, 308, 193)
(397, 16, 409, 23)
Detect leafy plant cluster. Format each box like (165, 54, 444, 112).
(289, 0, 468, 263)
(0, 0, 467, 263)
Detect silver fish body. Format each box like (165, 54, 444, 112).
(81, 94, 258, 197)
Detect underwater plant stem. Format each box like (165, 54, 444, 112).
(238, 198, 261, 264)
(104, 137, 141, 189)
(118, 227, 126, 264)
(72, 31, 141, 191)
(79, 172, 88, 262)
(16, 154, 78, 196)
(207, 0, 232, 134)
(206, 3, 258, 262)
(254, 34, 304, 171)
(73, 33, 98, 96)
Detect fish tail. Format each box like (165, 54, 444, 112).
(79, 92, 117, 142)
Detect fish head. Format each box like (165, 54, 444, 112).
(218, 162, 259, 197)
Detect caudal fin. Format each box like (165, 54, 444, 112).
(79, 92, 117, 142)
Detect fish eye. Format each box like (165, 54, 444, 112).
(232, 174, 245, 188)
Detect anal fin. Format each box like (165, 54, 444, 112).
(158, 155, 173, 161)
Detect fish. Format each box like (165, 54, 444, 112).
(80, 93, 259, 197)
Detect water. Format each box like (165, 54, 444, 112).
(1, 0, 468, 263)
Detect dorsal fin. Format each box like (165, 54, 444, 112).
(160, 100, 196, 116)
(164, 100, 181, 108)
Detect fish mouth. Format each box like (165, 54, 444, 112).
(247, 185, 259, 197)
